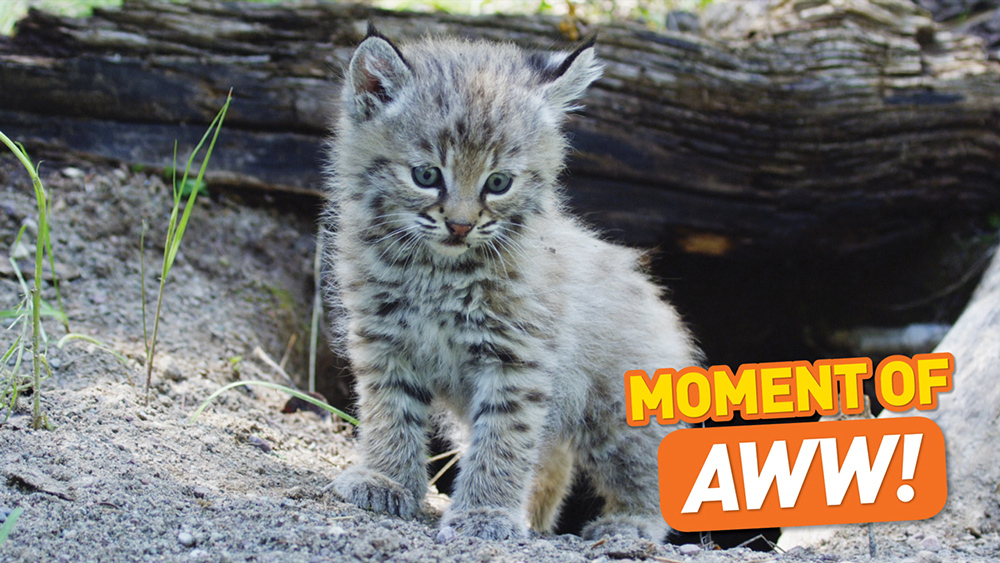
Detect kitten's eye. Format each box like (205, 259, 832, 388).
(412, 166, 443, 189)
(483, 172, 513, 195)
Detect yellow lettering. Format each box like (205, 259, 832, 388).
(713, 367, 758, 419)
(760, 366, 794, 414)
(676, 370, 711, 420)
(795, 363, 834, 414)
(625, 369, 675, 425)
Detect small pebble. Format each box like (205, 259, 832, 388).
(379, 518, 394, 529)
(178, 531, 196, 547)
(916, 550, 941, 563)
(61, 167, 84, 179)
(192, 486, 211, 499)
(678, 543, 701, 555)
(436, 525, 456, 543)
(188, 548, 209, 560)
(327, 525, 346, 538)
(919, 535, 942, 552)
(246, 435, 271, 453)
(161, 357, 186, 381)
(783, 546, 808, 557)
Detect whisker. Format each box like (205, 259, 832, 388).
(387, 229, 424, 266)
(371, 212, 416, 228)
(485, 239, 510, 279)
(374, 223, 422, 245)
(376, 224, 423, 262)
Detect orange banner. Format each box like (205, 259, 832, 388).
(658, 417, 946, 531)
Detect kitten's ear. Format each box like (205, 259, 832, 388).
(347, 24, 412, 121)
(534, 36, 603, 112)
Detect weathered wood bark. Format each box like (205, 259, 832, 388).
(1, 0, 999, 257)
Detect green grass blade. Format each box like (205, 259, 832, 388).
(1, 299, 66, 322)
(38, 300, 67, 323)
(0, 507, 23, 545)
(145, 91, 232, 402)
(140, 220, 149, 356)
(42, 216, 69, 331)
(57, 333, 131, 367)
(10, 224, 31, 297)
(161, 142, 182, 281)
(164, 92, 231, 275)
(0, 335, 22, 366)
(0, 129, 52, 429)
(189, 380, 358, 426)
(309, 245, 322, 394)
(0, 132, 37, 178)
(1, 298, 29, 422)
(29, 287, 42, 428)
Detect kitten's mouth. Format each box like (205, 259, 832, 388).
(441, 236, 468, 247)
(432, 236, 472, 256)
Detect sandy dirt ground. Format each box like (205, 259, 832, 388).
(1, 159, 998, 562)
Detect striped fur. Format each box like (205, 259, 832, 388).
(322, 28, 700, 541)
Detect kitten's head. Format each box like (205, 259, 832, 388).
(332, 25, 602, 261)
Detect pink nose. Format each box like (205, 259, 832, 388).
(446, 221, 473, 238)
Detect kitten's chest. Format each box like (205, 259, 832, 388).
(358, 256, 549, 385)
(399, 276, 493, 350)
(391, 276, 500, 403)
(367, 265, 499, 358)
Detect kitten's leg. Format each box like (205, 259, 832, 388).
(579, 424, 670, 541)
(528, 440, 575, 533)
(333, 361, 432, 519)
(441, 368, 548, 540)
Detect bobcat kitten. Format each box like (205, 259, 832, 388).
(322, 26, 699, 541)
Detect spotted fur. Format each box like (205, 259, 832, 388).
(322, 26, 700, 542)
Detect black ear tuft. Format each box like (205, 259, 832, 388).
(530, 35, 602, 111)
(551, 33, 597, 80)
(531, 34, 599, 83)
(363, 22, 411, 70)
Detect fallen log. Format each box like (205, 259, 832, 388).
(1, 0, 999, 258)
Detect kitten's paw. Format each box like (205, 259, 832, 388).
(440, 506, 528, 541)
(581, 515, 668, 542)
(331, 467, 418, 518)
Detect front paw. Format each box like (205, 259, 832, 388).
(581, 514, 668, 541)
(331, 466, 418, 518)
(440, 506, 528, 541)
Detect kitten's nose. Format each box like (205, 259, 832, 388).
(446, 220, 473, 238)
